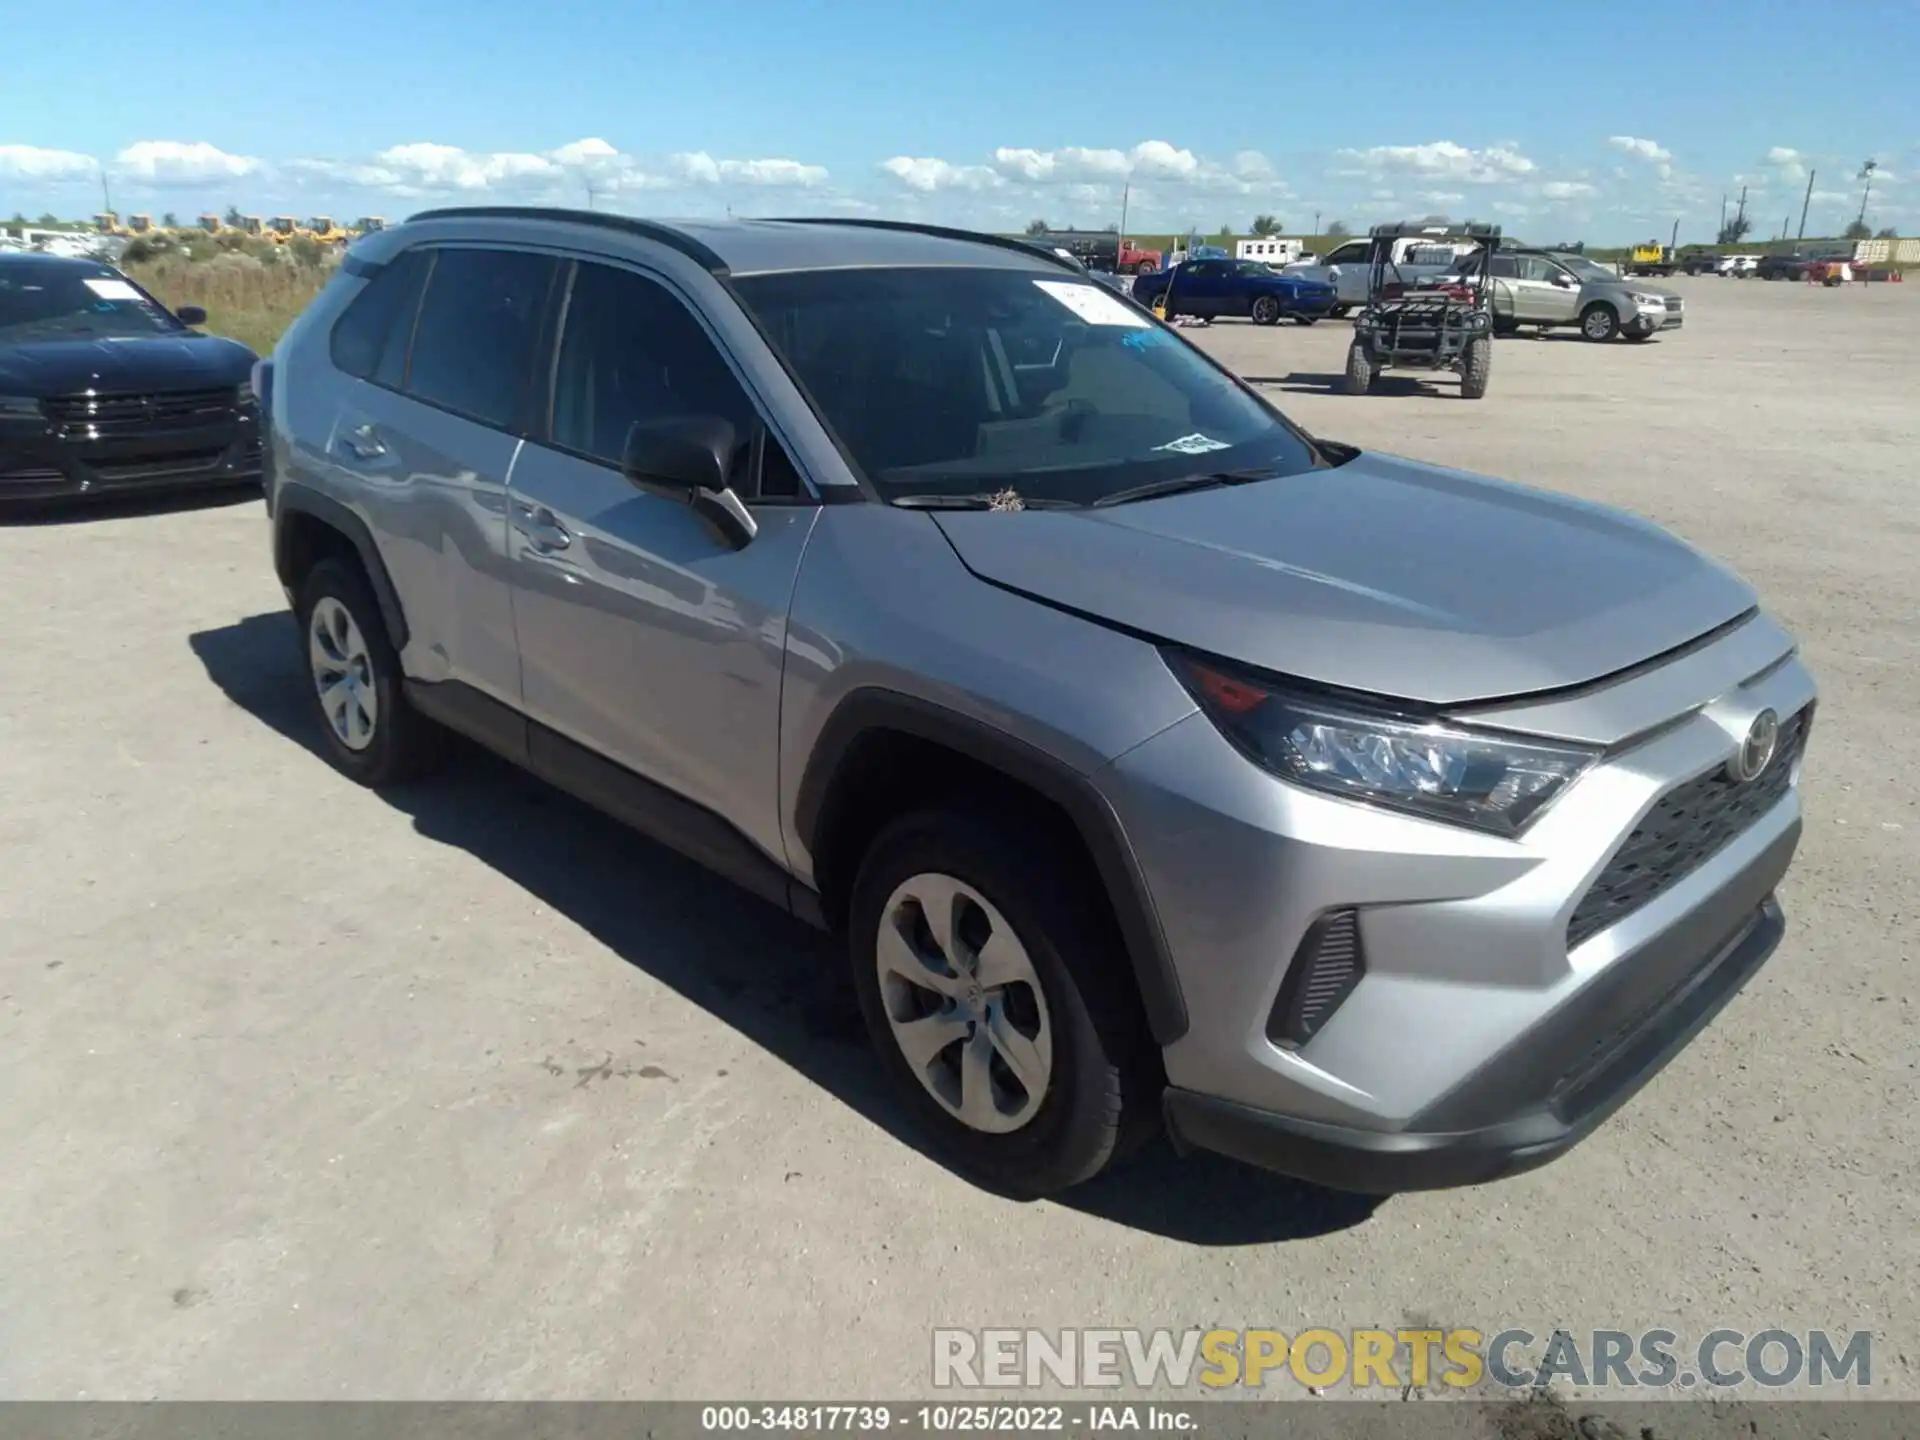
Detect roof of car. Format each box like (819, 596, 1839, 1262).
(401, 207, 1081, 278)
(0, 250, 115, 272)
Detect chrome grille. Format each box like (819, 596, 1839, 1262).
(1567, 707, 1810, 949)
(1663, 296, 1684, 312)
(42, 387, 236, 437)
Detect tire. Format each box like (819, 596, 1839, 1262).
(1491, 314, 1518, 337)
(1624, 330, 1655, 343)
(1251, 294, 1281, 326)
(1580, 303, 1620, 342)
(1459, 336, 1491, 399)
(1133, 259, 1158, 276)
(1344, 341, 1373, 395)
(295, 557, 441, 787)
(1329, 303, 1352, 319)
(847, 808, 1158, 1197)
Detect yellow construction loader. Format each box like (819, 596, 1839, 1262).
(307, 216, 350, 245)
(93, 212, 126, 236)
(126, 214, 156, 235)
(266, 215, 305, 243)
(196, 215, 223, 235)
(352, 216, 388, 235)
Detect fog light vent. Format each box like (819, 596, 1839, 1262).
(1267, 908, 1365, 1048)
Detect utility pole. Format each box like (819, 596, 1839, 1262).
(1797, 168, 1815, 240)
(1720, 193, 1728, 235)
(1735, 185, 1748, 231)
(100, 172, 112, 219)
(1118, 179, 1130, 247)
(1857, 159, 1878, 228)
(584, 179, 598, 211)
(1313, 210, 1321, 237)
(1670, 218, 1679, 254)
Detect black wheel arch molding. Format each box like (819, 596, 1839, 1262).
(792, 686, 1190, 1046)
(272, 482, 412, 652)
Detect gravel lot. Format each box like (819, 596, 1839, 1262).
(2, 276, 1914, 1404)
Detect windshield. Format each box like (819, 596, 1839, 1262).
(0, 265, 184, 343)
(1556, 255, 1617, 280)
(730, 266, 1320, 506)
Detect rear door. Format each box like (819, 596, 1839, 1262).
(324, 244, 557, 705)
(503, 256, 819, 864)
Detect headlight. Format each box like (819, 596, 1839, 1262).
(0, 394, 43, 420)
(1168, 653, 1597, 836)
(1632, 292, 1666, 306)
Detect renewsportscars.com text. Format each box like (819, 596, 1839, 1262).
(932, 1328, 1873, 1391)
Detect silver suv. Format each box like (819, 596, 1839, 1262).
(259, 209, 1814, 1198)
(1449, 248, 1684, 341)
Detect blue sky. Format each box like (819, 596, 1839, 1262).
(3, 0, 1915, 242)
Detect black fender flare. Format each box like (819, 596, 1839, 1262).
(272, 483, 410, 651)
(794, 688, 1189, 1046)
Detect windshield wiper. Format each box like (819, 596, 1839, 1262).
(890, 492, 1079, 511)
(1090, 468, 1277, 508)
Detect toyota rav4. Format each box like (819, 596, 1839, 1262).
(258, 208, 1815, 1198)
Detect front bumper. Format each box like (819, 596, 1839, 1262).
(1630, 301, 1684, 335)
(0, 402, 261, 503)
(1101, 612, 1813, 1191)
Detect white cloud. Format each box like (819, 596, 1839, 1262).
(113, 140, 261, 185)
(1810, 189, 1850, 204)
(0, 143, 97, 181)
(878, 156, 1001, 192)
(1608, 136, 1671, 162)
(1764, 146, 1808, 182)
(1418, 190, 1466, 205)
(1335, 140, 1535, 184)
(1541, 181, 1598, 199)
(670, 152, 829, 187)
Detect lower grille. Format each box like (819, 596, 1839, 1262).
(1663, 296, 1684, 312)
(1568, 707, 1810, 949)
(1267, 908, 1366, 1048)
(43, 387, 237, 437)
(91, 450, 226, 482)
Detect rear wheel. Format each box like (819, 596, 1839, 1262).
(295, 558, 441, 787)
(1329, 303, 1352, 319)
(1344, 341, 1374, 395)
(1251, 294, 1281, 326)
(1459, 336, 1492, 399)
(1580, 303, 1620, 342)
(1133, 259, 1158, 276)
(847, 809, 1158, 1197)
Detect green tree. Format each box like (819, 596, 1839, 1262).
(161, 211, 179, 229)
(1717, 214, 1753, 244)
(1025, 218, 1049, 236)
(1216, 223, 1235, 241)
(224, 204, 245, 227)
(37, 212, 60, 227)
(1843, 218, 1872, 240)
(1325, 219, 1352, 238)
(1875, 226, 1898, 239)
(1250, 214, 1281, 236)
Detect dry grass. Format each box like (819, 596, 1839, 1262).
(126, 254, 331, 356)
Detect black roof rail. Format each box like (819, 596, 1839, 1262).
(1368, 220, 1502, 241)
(403, 206, 729, 273)
(763, 217, 1083, 272)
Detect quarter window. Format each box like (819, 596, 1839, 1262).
(328, 249, 427, 381)
(403, 248, 557, 430)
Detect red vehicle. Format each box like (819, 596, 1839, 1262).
(1032, 229, 1164, 275)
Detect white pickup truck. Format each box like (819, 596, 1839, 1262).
(1281, 234, 1476, 314)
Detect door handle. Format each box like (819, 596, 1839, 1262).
(513, 503, 572, 552)
(337, 423, 387, 461)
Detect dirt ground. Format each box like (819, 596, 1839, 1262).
(1, 275, 1914, 1404)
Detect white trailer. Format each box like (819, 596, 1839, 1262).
(1235, 237, 1304, 264)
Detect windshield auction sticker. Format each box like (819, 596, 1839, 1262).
(1032, 280, 1149, 328)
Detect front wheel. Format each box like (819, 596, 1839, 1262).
(848, 809, 1158, 1197)
(1251, 295, 1281, 326)
(1580, 303, 1620, 342)
(1344, 341, 1374, 395)
(1459, 336, 1492, 399)
(1132, 259, 1158, 276)
(1329, 303, 1352, 320)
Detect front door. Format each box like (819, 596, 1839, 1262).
(1169, 260, 1224, 318)
(504, 257, 818, 864)
(1513, 254, 1583, 323)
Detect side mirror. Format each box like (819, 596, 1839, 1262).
(621, 414, 757, 550)
(176, 304, 208, 326)
(1551, 274, 1574, 288)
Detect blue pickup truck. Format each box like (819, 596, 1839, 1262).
(1130, 258, 1338, 325)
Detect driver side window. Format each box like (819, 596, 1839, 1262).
(1326, 243, 1367, 266)
(1518, 256, 1561, 283)
(548, 261, 802, 500)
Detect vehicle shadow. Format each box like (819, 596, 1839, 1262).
(0, 484, 260, 526)
(189, 610, 1381, 1247)
(1247, 371, 1459, 398)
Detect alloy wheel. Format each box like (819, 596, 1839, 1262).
(308, 596, 379, 751)
(875, 873, 1053, 1134)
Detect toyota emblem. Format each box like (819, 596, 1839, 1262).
(1727, 708, 1780, 784)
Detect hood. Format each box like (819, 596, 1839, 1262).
(930, 451, 1757, 707)
(0, 333, 255, 398)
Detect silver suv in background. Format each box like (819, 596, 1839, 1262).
(258, 209, 1812, 1198)
(1447, 247, 1685, 341)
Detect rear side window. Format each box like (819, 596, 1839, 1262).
(329, 250, 427, 380)
(404, 248, 558, 430)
